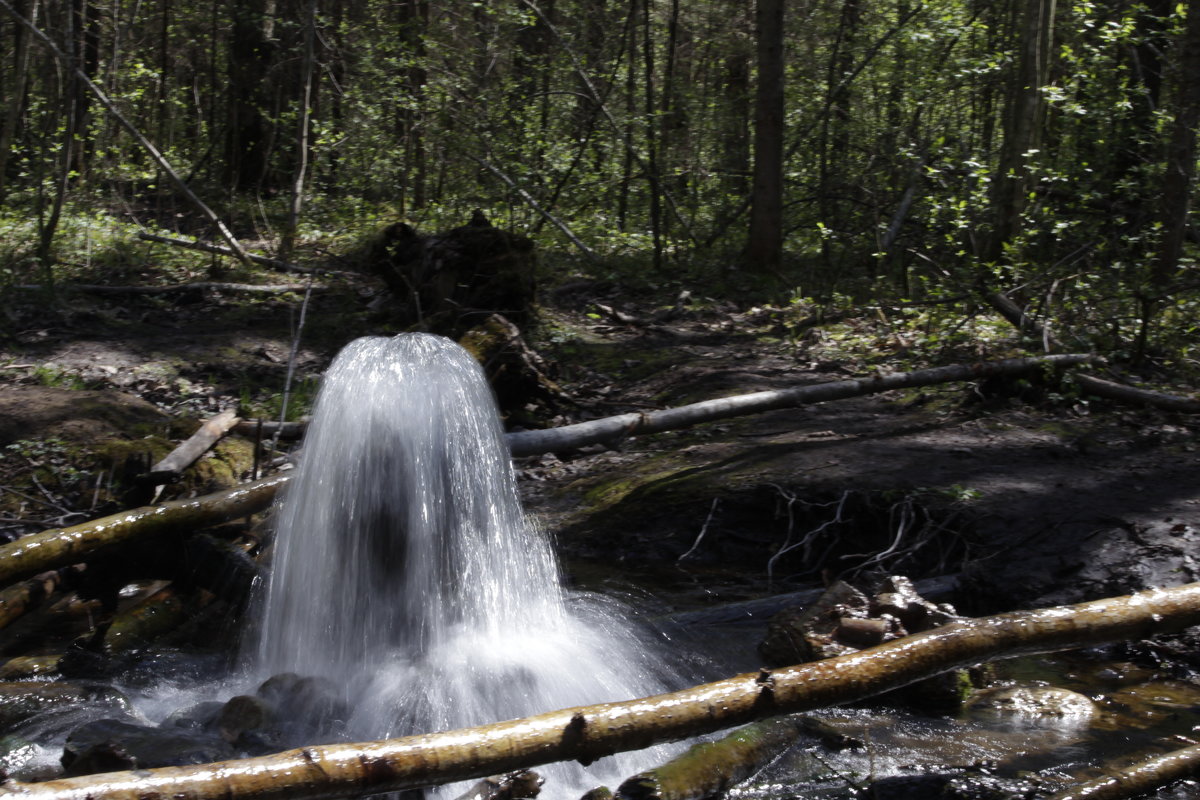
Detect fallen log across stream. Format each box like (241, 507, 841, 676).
(4, 583, 1200, 800)
(0, 354, 1093, 590)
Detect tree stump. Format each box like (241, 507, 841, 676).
(367, 211, 537, 336)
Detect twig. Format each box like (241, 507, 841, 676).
(677, 498, 720, 563)
(272, 277, 316, 455)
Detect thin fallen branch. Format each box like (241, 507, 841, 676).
(0, 475, 286, 588)
(136, 233, 317, 274)
(13, 282, 326, 296)
(1073, 373, 1200, 414)
(4, 583, 1200, 800)
(1047, 741, 1200, 800)
(466, 154, 599, 264)
(507, 354, 1094, 456)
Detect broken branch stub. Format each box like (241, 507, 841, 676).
(4, 583, 1200, 800)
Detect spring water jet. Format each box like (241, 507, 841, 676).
(250, 333, 683, 795)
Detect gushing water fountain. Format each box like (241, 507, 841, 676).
(251, 334, 682, 795)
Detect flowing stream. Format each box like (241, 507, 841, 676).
(249, 333, 685, 795)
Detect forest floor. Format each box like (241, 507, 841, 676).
(1, 263, 1198, 628)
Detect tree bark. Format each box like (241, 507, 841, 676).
(616, 715, 806, 800)
(984, 0, 1056, 263)
(1073, 374, 1200, 414)
(4, 583, 1200, 800)
(507, 353, 1094, 456)
(743, 0, 785, 273)
(1047, 741, 1200, 800)
(0, 565, 85, 631)
(0, 475, 286, 589)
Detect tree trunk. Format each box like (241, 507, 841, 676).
(0, 0, 38, 200)
(743, 0, 785, 273)
(279, 0, 318, 265)
(1150, 0, 1200, 291)
(984, 0, 1056, 264)
(1072, 373, 1200, 414)
(5, 583, 1200, 800)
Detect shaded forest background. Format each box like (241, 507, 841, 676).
(0, 0, 1198, 372)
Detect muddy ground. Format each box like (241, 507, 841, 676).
(1, 271, 1197, 624)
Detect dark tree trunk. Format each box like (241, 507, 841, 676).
(983, 0, 1056, 263)
(744, 0, 785, 274)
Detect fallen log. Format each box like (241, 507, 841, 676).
(136, 410, 242, 502)
(13, 282, 327, 295)
(0, 475, 286, 589)
(1047, 741, 1200, 800)
(506, 354, 1094, 456)
(0, 356, 1093, 587)
(232, 420, 307, 441)
(0, 565, 85, 630)
(1073, 373, 1200, 414)
(3, 582, 1199, 800)
(136, 233, 313, 274)
(615, 715, 806, 800)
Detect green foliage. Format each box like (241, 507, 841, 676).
(0, 0, 1195, 373)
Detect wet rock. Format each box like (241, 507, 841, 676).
(0, 682, 132, 731)
(759, 581, 872, 664)
(967, 685, 1097, 720)
(61, 718, 235, 776)
(161, 700, 225, 730)
(760, 577, 975, 713)
(867, 772, 1044, 799)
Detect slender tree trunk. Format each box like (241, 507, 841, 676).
(397, 0, 428, 213)
(0, 0, 39, 200)
(983, 0, 1056, 263)
(744, 0, 785, 273)
(641, 0, 663, 269)
(279, 0, 317, 265)
(1150, 0, 1200, 292)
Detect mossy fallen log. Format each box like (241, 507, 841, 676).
(0, 476, 286, 589)
(3, 583, 1200, 800)
(1047, 741, 1200, 800)
(615, 716, 805, 800)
